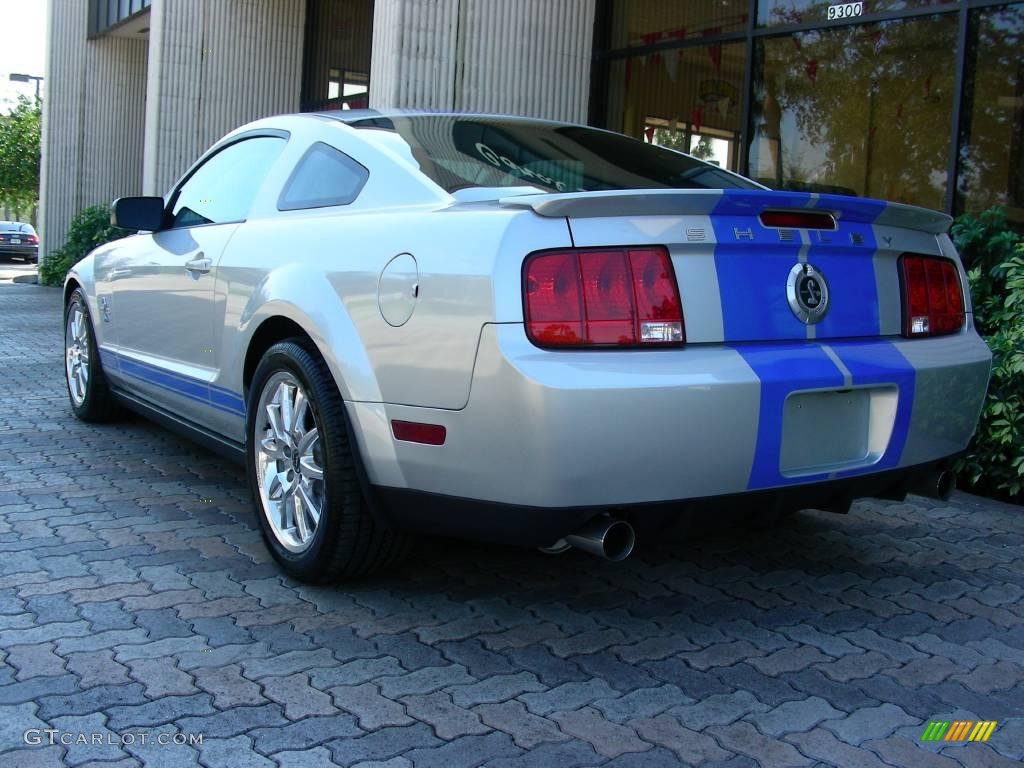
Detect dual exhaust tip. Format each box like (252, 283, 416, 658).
(910, 468, 956, 501)
(545, 516, 636, 561)
(551, 468, 954, 562)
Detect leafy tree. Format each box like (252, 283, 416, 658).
(955, 6, 1024, 222)
(691, 135, 716, 161)
(751, 15, 959, 206)
(652, 127, 689, 152)
(38, 205, 129, 287)
(0, 96, 41, 215)
(653, 128, 715, 160)
(951, 208, 1024, 501)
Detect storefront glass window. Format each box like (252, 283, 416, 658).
(610, 0, 748, 49)
(301, 0, 373, 111)
(757, 0, 951, 28)
(956, 4, 1024, 225)
(606, 42, 746, 171)
(748, 15, 956, 207)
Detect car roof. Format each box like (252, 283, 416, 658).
(0, 221, 32, 230)
(309, 109, 573, 128)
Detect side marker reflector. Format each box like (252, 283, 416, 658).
(391, 420, 446, 445)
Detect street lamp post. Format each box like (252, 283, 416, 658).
(8, 73, 43, 101)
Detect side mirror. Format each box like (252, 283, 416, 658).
(111, 197, 165, 232)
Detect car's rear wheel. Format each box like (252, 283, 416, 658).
(246, 340, 410, 582)
(64, 289, 119, 422)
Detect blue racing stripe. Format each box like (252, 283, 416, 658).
(829, 340, 915, 474)
(210, 385, 246, 416)
(99, 347, 119, 374)
(710, 190, 888, 342)
(711, 191, 809, 342)
(106, 350, 244, 417)
(115, 357, 210, 402)
(738, 343, 845, 489)
(805, 196, 886, 339)
(738, 339, 915, 490)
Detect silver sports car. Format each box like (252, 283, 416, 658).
(63, 111, 991, 581)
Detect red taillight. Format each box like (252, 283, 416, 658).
(760, 210, 836, 230)
(25, 234, 39, 245)
(523, 246, 684, 348)
(899, 254, 965, 337)
(391, 420, 446, 445)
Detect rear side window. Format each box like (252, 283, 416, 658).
(278, 142, 368, 211)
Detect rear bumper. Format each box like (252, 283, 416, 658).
(0, 245, 38, 259)
(374, 458, 955, 546)
(350, 323, 990, 524)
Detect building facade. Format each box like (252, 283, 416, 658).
(40, 0, 1023, 256)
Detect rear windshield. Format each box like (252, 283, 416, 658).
(0, 222, 33, 233)
(346, 115, 760, 194)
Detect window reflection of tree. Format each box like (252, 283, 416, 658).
(753, 16, 957, 208)
(957, 6, 1024, 226)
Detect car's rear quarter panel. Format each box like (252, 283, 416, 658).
(216, 202, 572, 420)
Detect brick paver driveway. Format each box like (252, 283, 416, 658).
(1, 282, 1022, 768)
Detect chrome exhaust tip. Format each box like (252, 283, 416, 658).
(911, 469, 955, 501)
(564, 516, 635, 562)
(933, 470, 956, 501)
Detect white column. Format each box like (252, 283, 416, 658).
(369, 0, 461, 110)
(457, 0, 595, 122)
(143, 0, 306, 196)
(40, 0, 147, 258)
(369, 0, 595, 123)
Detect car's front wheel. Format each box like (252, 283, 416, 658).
(64, 289, 119, 422)
(246, 340, 410, 582)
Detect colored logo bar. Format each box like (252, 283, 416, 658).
(921, 721, 997, 742)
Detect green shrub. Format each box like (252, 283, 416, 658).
(952, 208, 1024, 501)
(39, 204, 130, 286)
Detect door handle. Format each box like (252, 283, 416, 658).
(184, 253, 212, 275)
(108, 267, 132, 280)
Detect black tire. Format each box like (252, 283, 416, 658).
(246, 339, 411, 582)
(64, 289, 120, 422)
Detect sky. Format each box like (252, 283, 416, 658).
(0, 0, 46, 112)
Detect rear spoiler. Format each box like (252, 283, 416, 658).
(499, 189, 953, 235)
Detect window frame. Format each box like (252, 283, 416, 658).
(163, 129, 290, 232)
(276, 141, 370, 212)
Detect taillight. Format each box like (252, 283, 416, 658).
(523, 246, 684, 348)
(898, 254, 965, 337)
(25, 234, 39, 245)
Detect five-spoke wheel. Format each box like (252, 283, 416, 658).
(63, 289, 119, 422)
(246, 340, 410, 581)
(254, 372, 325, 553)
(65, 301, 91, 407)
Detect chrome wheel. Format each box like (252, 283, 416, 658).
(254, 371, 325, 553)
(65, 303, 90, 407)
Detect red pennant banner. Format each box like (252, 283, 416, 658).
(805, 59, 818, 85)
(708, 43, 722, 72)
